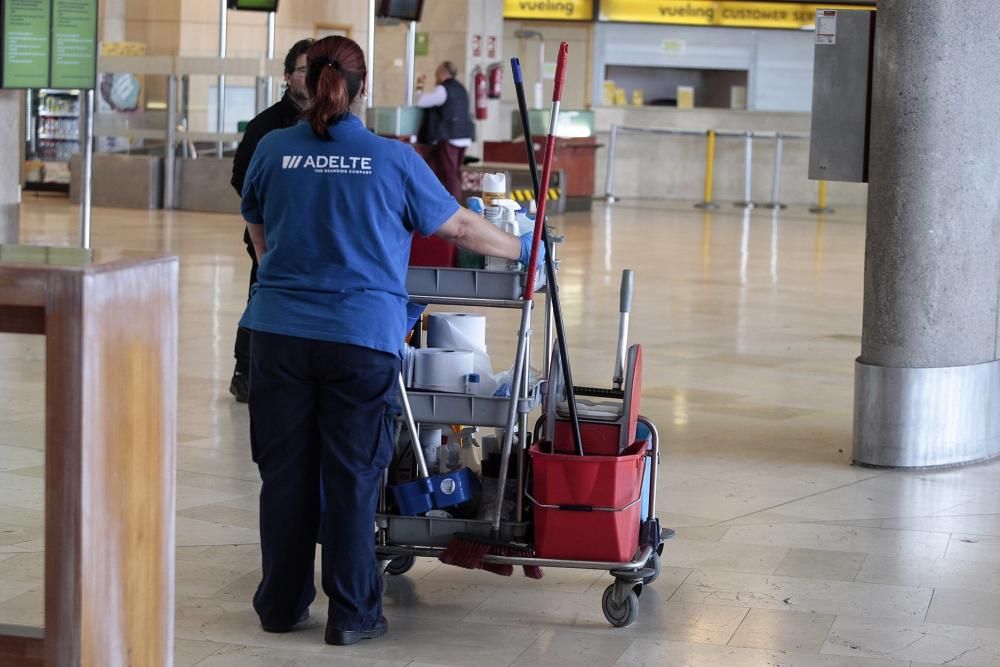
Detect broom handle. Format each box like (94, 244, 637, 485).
(491, 45, 572, 535)
(511, 51, 584, 457)
(521, 43, 568, 300)
(492, 300, 532, 534)
(397, 373, 429, 479)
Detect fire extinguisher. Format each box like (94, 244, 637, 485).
(487, 62, 503, 99)
(473, 66, 488, 120)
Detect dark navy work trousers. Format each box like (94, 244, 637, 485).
(249, 331, 399, 632)
(233, 233, 259, 375)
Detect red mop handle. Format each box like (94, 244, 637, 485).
(522, 42, 569, 300)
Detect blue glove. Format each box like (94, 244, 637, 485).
(519, 231, 546, 269)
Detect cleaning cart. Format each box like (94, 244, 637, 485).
(375, 263, 664, 627)
(374, 42, 665, 628)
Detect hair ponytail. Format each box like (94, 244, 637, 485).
(304, 37, 367, 140)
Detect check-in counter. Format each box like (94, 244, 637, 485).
(483, 139, 595, 211)
(367, 106, 424, 137)
(69, 154, 163, 209)
(174, 157, 240, 214)
(72, 154, 240, 215)
(484, 109, 598, 211)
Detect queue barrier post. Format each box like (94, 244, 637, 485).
(761, 133, 787, 210)
(694, 129, 719, 210)
(604, 124, 619, 203)
(809, 180, 835, 214)
(734, 131, 755, 209)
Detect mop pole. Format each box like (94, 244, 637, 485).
(511, 51, 583, 456)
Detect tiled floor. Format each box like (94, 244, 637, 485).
(2, 195, 1000, 666)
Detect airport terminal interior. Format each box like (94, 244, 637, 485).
(2, 1, 1000, 666)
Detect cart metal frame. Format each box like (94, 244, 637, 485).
(376, 265, 664, 627)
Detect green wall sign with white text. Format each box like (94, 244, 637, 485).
(50, 0, 97, 89)
(2, 0, 52, 88)
(0, 0, 97, 89)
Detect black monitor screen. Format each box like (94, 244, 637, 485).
(228, 0, 279, 11)
(379, 0, 424, 21)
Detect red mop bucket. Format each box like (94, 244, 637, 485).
(528, 440, 646, 562)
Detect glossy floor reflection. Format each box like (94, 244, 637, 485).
(2, 195, 999, 666)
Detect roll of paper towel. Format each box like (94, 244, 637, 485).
(412, 348, 475, 393)
(427, 312, 487, 352)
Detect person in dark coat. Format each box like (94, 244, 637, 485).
(228, 38, 314, 403)
(415, 61, 475, 201)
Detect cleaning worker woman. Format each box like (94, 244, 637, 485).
(239, 36, 537, 647)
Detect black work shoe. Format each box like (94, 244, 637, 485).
(229, 372, 249, 403)
(261, 609, 310, 633)
(325, 615, 388, 646)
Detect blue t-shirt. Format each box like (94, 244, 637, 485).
(239, 115, 458, 355)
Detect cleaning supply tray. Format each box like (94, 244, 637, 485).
(407, 267, 524, 301)
(378, 514, 529, 547)
(406, 382, 543, 427)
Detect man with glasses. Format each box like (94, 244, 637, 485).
(229, 38, 314, 404)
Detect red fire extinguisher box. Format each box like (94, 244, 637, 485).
(487, 63, 503, 98)
(474, 68, 488, 120)
(529, 440, 646, 562)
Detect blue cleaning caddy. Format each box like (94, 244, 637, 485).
(393, 465, 479, 516)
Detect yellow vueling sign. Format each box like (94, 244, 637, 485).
(504, 0, 595, 21)
(600, 1, 871, 30)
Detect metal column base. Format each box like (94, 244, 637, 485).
(0, 203, 19, 244)
(853, 358, 1000, 468)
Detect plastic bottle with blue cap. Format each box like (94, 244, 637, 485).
(459, 426, 482, 472)
(484, 200, 521, 271)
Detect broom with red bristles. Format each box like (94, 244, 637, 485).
(438, 42, 572, 579)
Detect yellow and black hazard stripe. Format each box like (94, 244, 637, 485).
(510, 188, 561, 203)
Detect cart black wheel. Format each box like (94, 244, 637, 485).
(643, 550, 661, 585)
(385, 555, 416, 576)
(602, 584, 639, 627)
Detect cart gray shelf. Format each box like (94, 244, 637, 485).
(378, 264, 665, 628)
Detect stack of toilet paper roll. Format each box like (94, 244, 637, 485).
(411, 312, 498, 395)
(412, 349, 474, 393)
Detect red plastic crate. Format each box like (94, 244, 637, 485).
(529, 441, 645, 562)
(409, 234, 456, 267)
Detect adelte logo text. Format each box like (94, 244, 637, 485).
(282, 155, 373, 174)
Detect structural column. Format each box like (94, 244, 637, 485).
(854, 0, 1000, 467)
(0, 91, 22, 244)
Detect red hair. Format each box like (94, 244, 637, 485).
(304, 36, 367, 139)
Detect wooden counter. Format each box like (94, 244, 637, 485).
(0, 245, 178, 667)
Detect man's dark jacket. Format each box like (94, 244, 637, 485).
(418, 78, 475, 145)
(231, 92, 302, 196)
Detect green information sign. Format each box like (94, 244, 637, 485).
(50, 0, 96, 89)
(2, 0, 52, 89)
(0, 0, 96, 89)
(232, 0, 279, 10)
(415, 32, 428, 57)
